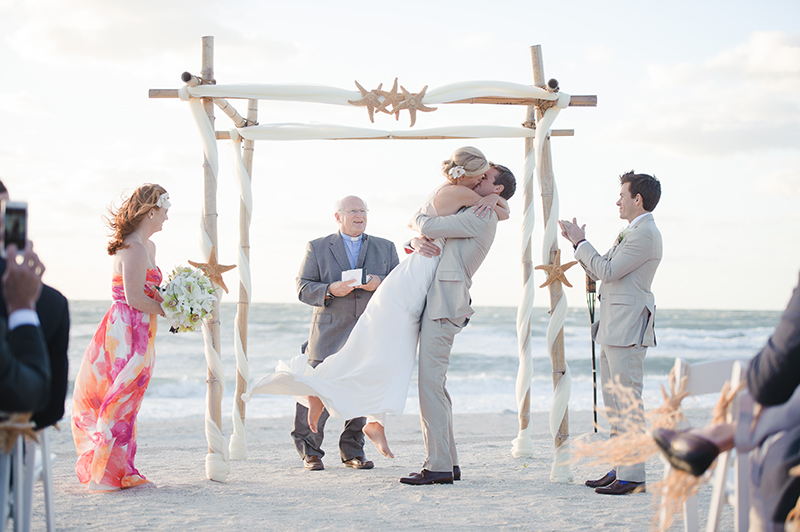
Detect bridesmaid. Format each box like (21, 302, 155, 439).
(71, 184, 169, 492)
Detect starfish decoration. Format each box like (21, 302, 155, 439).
(0, 412, 38, 453)
(375, 77, 404, 120)
(188, 245, 236, 294)
(348, 81, 384, 123)
(534, 249, 578, 288)
(394, 85, 437, 127)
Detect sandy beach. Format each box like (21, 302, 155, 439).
(25, 409, 733, 531)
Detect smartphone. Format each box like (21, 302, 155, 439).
(1, 200, 27, 259)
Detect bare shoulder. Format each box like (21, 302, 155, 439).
(433, 185, 481, 216)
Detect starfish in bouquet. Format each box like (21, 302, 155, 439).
(188, 246, 236, 293)
(395, 85, 437, 127)
(348, 80, 384, 123)
(534, 249, 578, 288)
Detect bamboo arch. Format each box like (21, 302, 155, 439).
(149, 36, 596, 483)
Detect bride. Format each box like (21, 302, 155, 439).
(242, 147, 512, 458)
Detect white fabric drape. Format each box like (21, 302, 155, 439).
(183, 81, 559, 107)
(511, 92, 574, 483)
(181, 87, 230, 482)
(235, 124, 540, 141)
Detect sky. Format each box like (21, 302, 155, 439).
(1, 0, 799, 310)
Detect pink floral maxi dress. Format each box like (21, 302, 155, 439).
(71, 268, 162, 488)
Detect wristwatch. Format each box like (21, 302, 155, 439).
(325, 286, 334, 300)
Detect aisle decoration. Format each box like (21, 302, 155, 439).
(159, 266, 218, 333)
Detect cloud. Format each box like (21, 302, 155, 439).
(4, 0, 299, 68)
(617, 31, 800, 156)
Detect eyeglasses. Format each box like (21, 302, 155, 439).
(341, 209, 368, 216)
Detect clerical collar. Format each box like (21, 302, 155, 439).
(340, 232, 363, 242)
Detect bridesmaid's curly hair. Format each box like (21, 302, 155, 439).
(106, 183, 167, 256)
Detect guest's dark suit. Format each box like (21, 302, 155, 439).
(574, 212, 662, 482)
(0, 257, 70, 428)
(0, 317, 51, 413)
(733, 272, 800, 526)
(292, 232, 399, 462)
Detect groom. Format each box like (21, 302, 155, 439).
(401, 164, 516, 485)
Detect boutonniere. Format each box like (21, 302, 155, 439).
(617, 227, 632, 244)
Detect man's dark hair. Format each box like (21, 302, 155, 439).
(490, 163, 516, 200)
(620, 171, 660, 212)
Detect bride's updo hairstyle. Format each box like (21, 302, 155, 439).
(442, 146, 490, 184)
(106, 183, 168, 256)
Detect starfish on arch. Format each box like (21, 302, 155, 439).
(188, 245, 236, 294)
(348, 80, 384, 123)
(534, 249, 578, 288)
(394, 85, 437, 127)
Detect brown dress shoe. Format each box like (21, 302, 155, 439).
(595, 479, 646, 495)
(303, 455, 324, 471)
(343, 458, 374, 469)
(653, 428, 721, 477)
(585, 470, 616, 488)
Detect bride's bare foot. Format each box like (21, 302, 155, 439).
(307, 396, 324, 433)
(363, 421, 394, 458)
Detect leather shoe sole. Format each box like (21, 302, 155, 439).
(653, 428, 720, 477)
(400, 469, 454, 485)
(407, 466, 460, 481)
(595, 479, 646, 495)
(585, 470, 616, 488)
(303, 456, 324, 471)
(343, 458, 374, 469)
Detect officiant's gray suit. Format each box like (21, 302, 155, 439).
(409, 208, 497, 473)
(293, 231, 399, 462)
(574, 212, 662, 482)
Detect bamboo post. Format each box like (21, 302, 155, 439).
(530, 45, 571, 459)
(198, 35, 227, 482)
(229, 98, 257, 460)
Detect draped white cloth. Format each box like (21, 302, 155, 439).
(235, 124, 541, 141)
(182, 81, 559, 106)
(510, 92, 574, 483)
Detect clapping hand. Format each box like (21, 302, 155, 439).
(558, 218, 586, 246)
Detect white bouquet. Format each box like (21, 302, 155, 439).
(159, 266, 218, 333)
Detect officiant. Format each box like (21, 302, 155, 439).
(292, 195, 399, 471)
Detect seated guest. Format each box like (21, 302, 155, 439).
(0, 180, 69, 428)
(654, 271, 800, 530)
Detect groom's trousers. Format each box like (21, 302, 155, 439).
(418, 307, 465, 473)
(599, 344, 647, 483)
(291, 358, 367, 462)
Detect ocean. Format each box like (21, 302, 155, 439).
(65, 302, 780, 422)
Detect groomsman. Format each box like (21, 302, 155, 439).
(559, 171, 662, 495)
(293, 196, 399, 471)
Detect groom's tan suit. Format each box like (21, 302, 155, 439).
(575, 212, 662, 482)
(409, 208, 498, 473)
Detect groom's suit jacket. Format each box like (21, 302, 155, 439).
(574, 212, 662, 348)
(0, 316, 51, 414)
(296, 232, 399, 363)
(409, 208, 498, 323)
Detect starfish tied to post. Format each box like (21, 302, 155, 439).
(534, 249, 578, 288)
(395, 85, 437, 127)
(188, 245, 236, 294)
(375, 78, 403, 120)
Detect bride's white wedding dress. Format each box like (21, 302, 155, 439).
(242, 191, 442, 424)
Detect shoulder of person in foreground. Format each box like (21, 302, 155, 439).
(32, 284, 70, 429)
(747, 274, 800, 406)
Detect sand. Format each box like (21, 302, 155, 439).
(27, 409, 732, 531)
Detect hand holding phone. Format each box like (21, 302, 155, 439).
(1, 200, 27, 259)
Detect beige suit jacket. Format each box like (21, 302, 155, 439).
(409, 208, 497, 322)
(575, 213, 662, 348)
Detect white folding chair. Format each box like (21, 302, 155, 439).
(0, 430, 56, 532)
(659, 357, 751, 532)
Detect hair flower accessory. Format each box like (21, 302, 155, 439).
(448, 166, 466, 179)
(157, 192, 171, 209)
